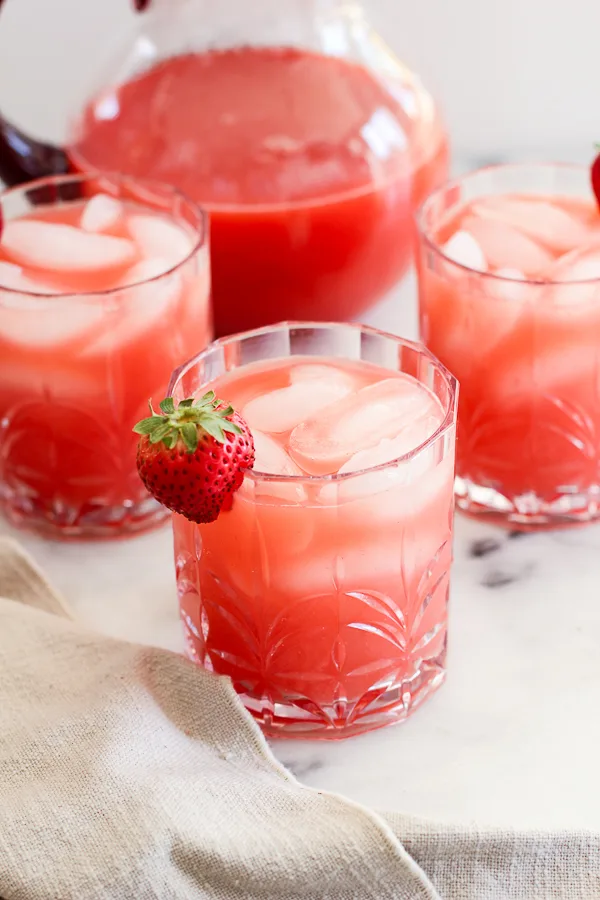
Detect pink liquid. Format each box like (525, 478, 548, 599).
(419, 190, 600, 516)
(174, 355, 455, 737)
(0, 191, 211, 536)
(71, 47, 448, 336)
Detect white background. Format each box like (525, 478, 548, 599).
(0, 0, 598, 160)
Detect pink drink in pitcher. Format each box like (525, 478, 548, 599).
(0, 2, 448, 336)
(71, 47, 448, 337)
(0, 174, 210, 538)
(418, 163, 600, 528)
(171, 324, 457, 738)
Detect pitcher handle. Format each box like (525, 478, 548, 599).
(0, 0, 148, 187)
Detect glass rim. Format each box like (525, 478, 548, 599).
(0, 171, 208, 303)
(168, 321, 458, 485)
(416, 161, 600, 287)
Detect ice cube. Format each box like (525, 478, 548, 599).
(540, 245, 600, 315)
(472, 197, 589, 254)
(328, 416, 441, 502)
(462, 215, 552, 275)
(435, 273, 527, 371)
(129, 215, 193, 268)
(271, 537, 404, 598)
(493, 339, 600, 399)
(80, 194, 123, 233)
(242, 377, 353, 434)
(239, 430, 308, 504)
(122, 256, 172, 286)
(82, 258, 183, 355)
(423, 258, 528, 380)
(1, 220, 136, 272)
(0, 261, 65, 297)
(442, 230, 487, 272)
(0, 292, 106, 348)
(289, 363, 356, 389)
(339, 416, 441, 476)
(495, 267, 526, 280)
(289, 376, 442, 475)
(1, 356, 102, 400)
(0, 261, 30, 291)
(547, 245, 600, 284)
(253, 430, 305, 476)
(488, 267, 529, 302)
(331, 451, 455, 529)
(339, 437, 409, 475)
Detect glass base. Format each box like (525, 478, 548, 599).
(1, 491, 169, 540)
(183, 615, 446, 739)
(244, 664, 446, 740)
(455, 476, 600, 531)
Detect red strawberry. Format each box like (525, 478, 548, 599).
(133, 393, 254, 524)
(592, 148, 600, 211)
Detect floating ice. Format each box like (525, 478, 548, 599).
(122, 256, 172, 286)
(539, 245, 600, 313)
(1, 220, 136, 272)
(339, 416, 441, 476)
(80, 194, 123, 233)
(0, 261, 66, 297)
(494, 267, 526, 281)
(461, 215, 552, 275)
(0, 290, 106, 348)
(252, 430, 305, 476)
(82, 258, 182, 355)
(290, 376, 442, 475)
(548, 246, 600, 286)
(243, 377, 353, 435)
(493, 340, 600, 399)
(235, 431, 309, 505)
(290, 364, 356, 388)
(129, 215, 193, 268)
(442, 230, 487, 272)
(0, 261, 31, 291)
(271, 536, 405, 598)
(487, 267, 529, 302)
(472, 197, 589, 254)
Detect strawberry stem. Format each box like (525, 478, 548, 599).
(133, 393, 242, 453)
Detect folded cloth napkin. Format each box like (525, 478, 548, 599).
(0, 538, 598, 900)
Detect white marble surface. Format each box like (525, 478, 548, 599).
(3, 280, 600, 833)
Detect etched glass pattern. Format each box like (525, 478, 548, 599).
(0, 173, 210, 538)
(170, 324, 457, 738)
(417, 163, 600, 528)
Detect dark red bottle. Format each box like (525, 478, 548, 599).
(0, 0, 147, 187)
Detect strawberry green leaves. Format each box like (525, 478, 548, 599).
(133, 392, 243, 453)
(134, 393, 255, 524)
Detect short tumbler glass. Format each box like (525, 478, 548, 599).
(170, 322, 457, 739)
(417, 163, 600, 528)
(0, 172, 211, 539)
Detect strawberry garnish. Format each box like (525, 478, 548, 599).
(592, 148, 600, 211)
(133, 393, 254, 524)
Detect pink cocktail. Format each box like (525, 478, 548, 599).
(417, 163, 600, 528)
(0, 173, 211, 538)
(171, 323, 457, 738)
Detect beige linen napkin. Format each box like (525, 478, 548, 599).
(0, 537, 598, 900)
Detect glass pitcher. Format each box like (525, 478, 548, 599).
(0, 0, 448, 336)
